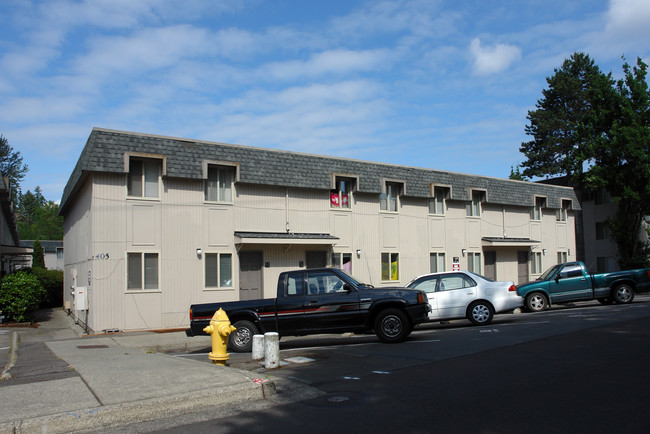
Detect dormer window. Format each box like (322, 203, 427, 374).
(466, 190, 485, 217)
(428, 186, 449, 215)
(380, 181, 403, 212)
(331, 177, 354, 209)
(205, 165, 234, 202)
(128, 158, 161, 198)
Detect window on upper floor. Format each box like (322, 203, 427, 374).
(556, 199, 572, 222)
(205, 165, 234, 202)
(594, 189, 611, 205)
(380, 181, 402, 212)
(128, 158, 161, 198)
(331, 177, 355, 209)
(595, 221, 610, 240)
(428, 187, 449, 215)
(127, 252, 159, 291)
(530, 197, 546, 220)
(466, 190, 485, 217)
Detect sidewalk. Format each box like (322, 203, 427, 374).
(0, 308, 306, 433)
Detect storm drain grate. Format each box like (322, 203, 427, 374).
(77, 345, 109, 349)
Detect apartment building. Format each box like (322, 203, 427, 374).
(59, 128, 579, 333)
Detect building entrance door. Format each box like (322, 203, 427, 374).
(239, 251, 263, 301)
(306, 250, 327, 268)
(517, 250, 529, 284)
(484, 251, 496, 280)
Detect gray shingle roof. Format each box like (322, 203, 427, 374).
(59, 128, 580, 214)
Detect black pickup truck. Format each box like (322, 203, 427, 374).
(186, 268, 430, 351)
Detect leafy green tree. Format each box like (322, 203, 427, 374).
(586, 57, 650, 269)
(0, 271, 45, 323)
(32, 240, 45, 268)
(0, 135, 28, 202)
(509, 165, 529, 181)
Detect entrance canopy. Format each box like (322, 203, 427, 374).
(234, 232, 339, 245)
(481, 237, 540, 248)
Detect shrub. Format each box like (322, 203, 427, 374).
(30, 267, 64, 308)
(0, 271, 46, 322)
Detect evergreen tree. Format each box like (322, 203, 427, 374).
(0, 135, 28, 202)
(32, 240, 46, 268)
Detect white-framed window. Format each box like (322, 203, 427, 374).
(428, 187, 448, 215)
(530, 197, 545, 220)
(56, 247, 64, 260)
(127, 252, 159, 290)
(430, 252, 446, 273)
(595, 221, 609, 240)
(332, 252, 352, 274)
(381, 252, 399, 281)
(467, 252, 481, 274)
(205, 165, 234, 202)
(531, 252, 543, 274)
(556, 199, 571, 222)
(205, 253, 233, 288)
(466, 190, 485, 217)
(380, 181, 402, 212)
(557, 251, 568, 263)
(128, 158, 161, 198)
(331, 178, 354, 209)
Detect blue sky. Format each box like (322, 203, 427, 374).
(1, 0, 648, 202)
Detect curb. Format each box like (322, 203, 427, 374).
(0, 377, 273, 433)
(1, 331, 18, 380)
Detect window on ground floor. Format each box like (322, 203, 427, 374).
(531, 252, 543, 274)
(467, 252, 481, 274)
(430, 252, 445, 273)
(557, 251, 568, 263)
(127, 252, 159, 290)
(205, 253, 233, 288)
(381, 252, 399, 281)
(332, 252, 352, 274)
(597, 257, 616, 273)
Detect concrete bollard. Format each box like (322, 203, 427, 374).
(264, 332, 280, 369)
(251, 334, 265, 361)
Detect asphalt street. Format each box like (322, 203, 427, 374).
(156, 298, 650, 433)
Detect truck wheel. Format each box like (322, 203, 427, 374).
(229, 320, 258, 353)
(612, 284, 635, 304)
(375, 308, 411, 343)
(525, 293, 548, 312)
(467, 301, 493, 325)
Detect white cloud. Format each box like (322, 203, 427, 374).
(469, 38, 521, 75)
(605, 0, 650, 36)
(265, 49, 391, 80)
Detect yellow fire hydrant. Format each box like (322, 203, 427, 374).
(203, 308, 237, 365)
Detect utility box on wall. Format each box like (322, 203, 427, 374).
(74, 286, 88, 311)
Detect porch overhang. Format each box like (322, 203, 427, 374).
(234, 232, 339, 245)
(481, 237, 540, 248)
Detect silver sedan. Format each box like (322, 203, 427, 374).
(406, 271, 523, 325)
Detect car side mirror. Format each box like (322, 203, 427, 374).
(554, 275, 560, 283)
(344, 284, 354, 293)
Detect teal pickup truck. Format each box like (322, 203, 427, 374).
(517, 261, 650, 312)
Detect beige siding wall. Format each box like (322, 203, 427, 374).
(63, 178, 92, 325)
(66, 172, 577, 332)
